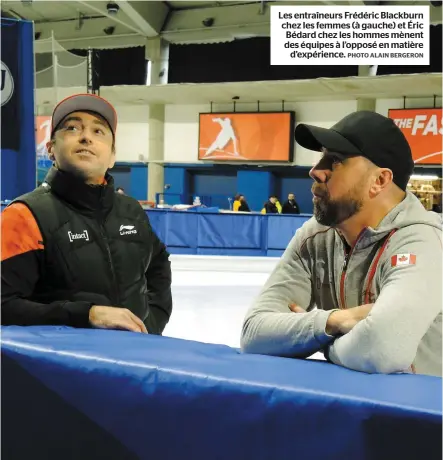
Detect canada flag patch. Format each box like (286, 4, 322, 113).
(391, 254, 416, 267)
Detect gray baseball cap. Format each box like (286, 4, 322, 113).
(51, 93, 117, 136)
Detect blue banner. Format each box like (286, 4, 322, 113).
(1, 20, 20, 151)
(1, 18, 36, 202)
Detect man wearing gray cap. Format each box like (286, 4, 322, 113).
(241, 111, 442, 377)
(1, 94, 172, 335)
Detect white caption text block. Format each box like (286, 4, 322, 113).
(271, 6, 430, 66)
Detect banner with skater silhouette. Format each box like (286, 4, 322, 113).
(388, 108, 442, 165)
(36, 116, 53, 184)
(198, 112, 295, 162)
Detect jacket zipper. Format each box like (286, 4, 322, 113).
(97, 186, 120, 305)
(339, 229, 365, 309)
(99, 224, 120, 305)
(96, 184, 120, 305)
(363, 229, 397, 304)
(339, 252, 351, 309)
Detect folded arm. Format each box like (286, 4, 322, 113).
(327, 227, 442, 374)
(241, 228, 336, 358)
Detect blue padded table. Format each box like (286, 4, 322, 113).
(146, 208, 311, 257)
(1, 326, 441, 460)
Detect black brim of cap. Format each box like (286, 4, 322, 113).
(294, 123, 363, 156)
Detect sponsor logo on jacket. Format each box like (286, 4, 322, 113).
(68, 230, 89, 242)
(120, 225, 137, 236)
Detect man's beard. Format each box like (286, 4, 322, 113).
(313, 189, 363, 227)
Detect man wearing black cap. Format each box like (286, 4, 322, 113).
(1, 94, 172, 335)
(241, 111, 442, 377)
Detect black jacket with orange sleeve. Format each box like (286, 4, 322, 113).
(1, 167, 172, 334)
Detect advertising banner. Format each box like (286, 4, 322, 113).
(198, 112, 295, 162)
(388, 108, 442, 165)
(36, 115, 52, 184)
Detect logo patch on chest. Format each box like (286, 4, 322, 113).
(68, 230, 89, 242)
(120, 225, 137, 236)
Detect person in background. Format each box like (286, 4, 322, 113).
(1, 93, 172, 335)
(233, 194, 241, 211)
(233, 194, 250, 212)
(260, 202, 267, 214)
(264, 196, 279, 214)
(275, 197, 282, 214)
(116, 187, 125, 195)
(238, 195, 250, 212)
(282, 193, 301, 214)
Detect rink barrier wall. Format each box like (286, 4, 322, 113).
(146, 208, 311, 257)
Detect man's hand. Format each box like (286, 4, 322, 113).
(289, 303, 306, 314)
(325, 304, 374, 336)
(289, 303, 374, 336)
(89, 306, 148, 333)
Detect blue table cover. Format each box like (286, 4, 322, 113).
(1, 326, 441, 460)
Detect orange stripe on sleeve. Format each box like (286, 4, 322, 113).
(1, 203, 44, 261)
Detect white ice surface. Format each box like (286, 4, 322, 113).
(163, 255, 325, 361)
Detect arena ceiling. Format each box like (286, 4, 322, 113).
(1, 0, 442, 51)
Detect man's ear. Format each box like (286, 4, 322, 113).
(369, 168, 393, 198)
(46, 140, 56, 161)
(377, 168, 394, 190)
(108, 146, 116, 169)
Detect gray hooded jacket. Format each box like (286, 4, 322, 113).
(241, 192, 442, 376)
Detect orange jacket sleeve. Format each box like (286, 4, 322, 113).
(1, 203, 93, 327)
(1, 203, 44, 261)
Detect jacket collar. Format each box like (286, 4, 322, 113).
(334, 192, 428, 251)
(43, 166, 115, 215)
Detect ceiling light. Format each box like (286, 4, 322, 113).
(107, 3, 119, 14)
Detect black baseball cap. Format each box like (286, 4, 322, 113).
(294, 111, 414, 190)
